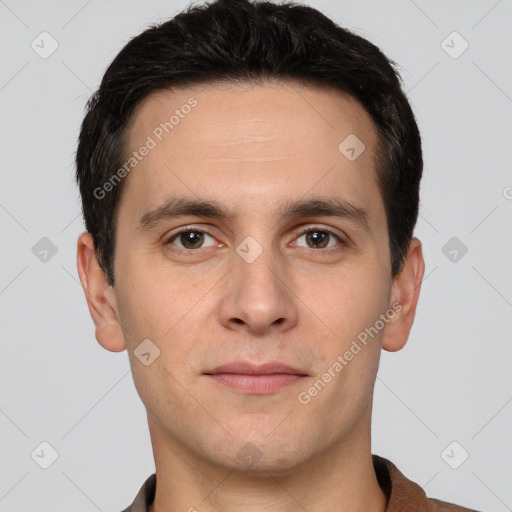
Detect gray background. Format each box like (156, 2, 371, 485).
(1, 0, 511, 510)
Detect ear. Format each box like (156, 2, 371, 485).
(76, 232, 126, 352)
(381, 237, 425, 352)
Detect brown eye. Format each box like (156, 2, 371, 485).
(306, 230, 329, 248)
(166, 230, 216, 250)
(294, 228, 343, 250)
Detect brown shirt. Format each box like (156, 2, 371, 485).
(121, 454, 481, 511)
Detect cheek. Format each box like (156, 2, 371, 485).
(113, 247, 180, 335)
(308, 264, 390, 337)
(114, 261, 212, 382)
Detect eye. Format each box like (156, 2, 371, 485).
(293, 227, 344, 250)
(164, 226, 345, 253)
(165, 229, 217, 250)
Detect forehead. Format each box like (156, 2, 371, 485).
(127, 80, 379, 158)
(120, 80, 384, 230)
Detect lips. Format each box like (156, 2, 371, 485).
(204, 361, 308, 376)
(204, 361, 308, 394)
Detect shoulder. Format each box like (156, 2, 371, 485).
(372, 454, 482, 512)
(429, 497, 482, 511)
(120, 473, 156, 512)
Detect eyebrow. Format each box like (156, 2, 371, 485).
(137, 195, 371, 233)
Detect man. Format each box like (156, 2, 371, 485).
(75, 0, 480, 510)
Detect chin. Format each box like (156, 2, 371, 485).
(210, 436, 313, 476)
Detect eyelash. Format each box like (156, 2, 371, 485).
(164, 225, 345, 252)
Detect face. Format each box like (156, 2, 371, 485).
(99, 81, 405, 474)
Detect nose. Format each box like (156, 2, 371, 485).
(218, 241, 299, 336)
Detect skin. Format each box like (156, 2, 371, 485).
(77, 80, 424, 512)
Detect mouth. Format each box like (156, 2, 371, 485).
(203, 361, 309, 394)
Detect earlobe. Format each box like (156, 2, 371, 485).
(76, 232, 127, 352)
(381, 237, 425, 353)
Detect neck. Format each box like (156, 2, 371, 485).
(147, 415, 388, 512)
